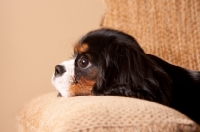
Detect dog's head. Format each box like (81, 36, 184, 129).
(52, 28, 171, 105)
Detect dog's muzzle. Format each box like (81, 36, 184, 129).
(51, 59, 75, 97)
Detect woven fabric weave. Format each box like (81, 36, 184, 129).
(17, 92, 200, 132)
(101, 0, 200, 70)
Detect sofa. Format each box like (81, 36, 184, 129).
(17, 0, 200, 131)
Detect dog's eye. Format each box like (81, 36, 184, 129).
(78, 57, 90, 68)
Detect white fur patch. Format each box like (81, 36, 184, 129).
(52, 59, 75, 97)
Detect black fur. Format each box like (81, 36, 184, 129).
(79, 28, 200, 124)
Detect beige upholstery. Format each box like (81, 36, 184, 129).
(101, 0, 200, 70)
(17, 0, 200, 131)
(17, 92, 200, 132)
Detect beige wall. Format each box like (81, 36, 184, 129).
(0, 1, 104, 131)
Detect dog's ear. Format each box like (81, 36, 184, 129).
(92, 40, 172, 105)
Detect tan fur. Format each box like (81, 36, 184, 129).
(68, 77, 95, 96)
(74, 43, 89, 54)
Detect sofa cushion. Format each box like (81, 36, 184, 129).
(16, 92, 200, 132)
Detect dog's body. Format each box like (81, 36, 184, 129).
(148, 54, 200, 123)
(52, 28, 200, 124)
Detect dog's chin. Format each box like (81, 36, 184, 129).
(51, 59, 75, 97)
(51, 74, 71, 97)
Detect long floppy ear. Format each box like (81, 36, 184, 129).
(92, 40, 172, 105)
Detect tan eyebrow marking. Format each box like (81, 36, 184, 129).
(74, 43, 89, 54)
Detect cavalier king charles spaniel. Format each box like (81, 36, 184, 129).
(52, 28, 200, 124)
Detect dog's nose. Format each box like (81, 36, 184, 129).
(55, 65, 66, 76)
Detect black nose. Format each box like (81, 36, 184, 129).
(55, 65, 66, 76)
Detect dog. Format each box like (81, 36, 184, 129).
(52, 28, 200, 124)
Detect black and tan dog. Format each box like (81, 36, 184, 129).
(52, 28, 200, 124)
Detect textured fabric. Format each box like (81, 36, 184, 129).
(101, 0, 200, 70)
(17, 92, 200, 132)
